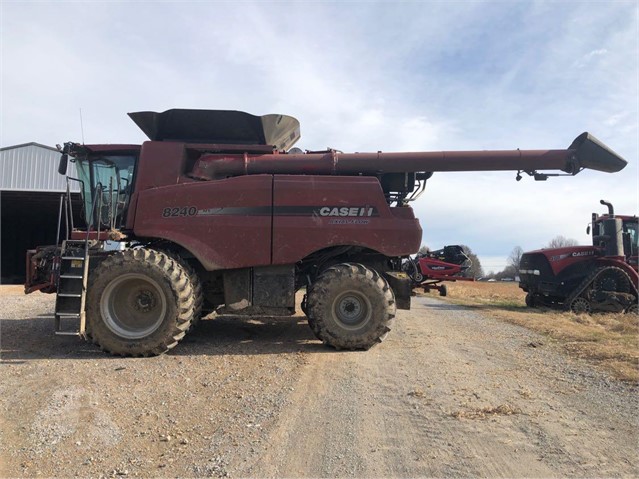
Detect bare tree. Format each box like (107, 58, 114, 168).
(459, 245, 484, 279)
(546, 235, 579, 248)
(507, 246, 524, 271)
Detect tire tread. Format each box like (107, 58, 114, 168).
(86, 248, 197, 357)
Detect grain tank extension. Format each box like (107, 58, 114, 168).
(25, 109, 628, 356)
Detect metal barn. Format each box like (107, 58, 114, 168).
(1, 143, 81, 283)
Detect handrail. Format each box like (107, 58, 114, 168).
(65, 178, 73, 233)
(65, 177, 85, 231)
(56, 194, 64, 247)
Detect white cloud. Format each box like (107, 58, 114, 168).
(573, 48, 609, 68)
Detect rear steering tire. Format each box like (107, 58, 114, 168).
(86, 248, 197, 356)
(305, 263, 396, 350)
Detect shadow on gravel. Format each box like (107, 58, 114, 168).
(174, 314, 330, 357)
(0, 316, 106, 362)
(0, 314, 328, 362)
(420, 301, 528, 313)
(455, 304, 529, 313)
(419, 302, 470, 311)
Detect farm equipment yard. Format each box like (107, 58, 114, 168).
(5, 109, 637, 477)
(4, 3, 639, 477)
(1, 284, 637, 478)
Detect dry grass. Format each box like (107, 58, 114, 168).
(0, 285, 24, 296)
(407, 389, 426, 398)
(425, 281, 639, 383)
(451, 404, 519, 420)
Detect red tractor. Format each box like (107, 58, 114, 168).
(403, 245, 474, 296)
(24, 109, 628, 356)
(519, 200, 638, 313)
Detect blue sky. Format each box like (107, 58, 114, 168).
(2, 1, 637, 272)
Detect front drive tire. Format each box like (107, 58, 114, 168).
(306, 263, 396, 350)
(86, 248, 197, 356)
(163, 251, 203, 331)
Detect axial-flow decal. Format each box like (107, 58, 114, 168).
(161, 206, 380, 217)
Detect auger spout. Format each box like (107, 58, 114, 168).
(190, 132, 627, 180)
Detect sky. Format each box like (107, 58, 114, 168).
(1, 1, 637, 273)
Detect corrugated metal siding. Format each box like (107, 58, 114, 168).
(0, 143, 80, 192)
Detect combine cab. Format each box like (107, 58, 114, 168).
(519, 200, 638, 313)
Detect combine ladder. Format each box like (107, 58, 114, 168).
(54, 239, 89, 337)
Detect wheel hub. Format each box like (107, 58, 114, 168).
(339, 296, 362, 321)
(599, 277, 617, 291)
(332, 291, 372, 329)
(135, 290, 156, 312)
(571, 297, 591, 314)
(100, 273, 167, 339)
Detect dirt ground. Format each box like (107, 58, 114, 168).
(438, 281, 639, 382)
(1, 287, 638, 478)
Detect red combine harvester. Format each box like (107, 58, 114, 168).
(403, 245, 474, 296)
(519, 200, 638, 314)
(25, 109, 628, 356)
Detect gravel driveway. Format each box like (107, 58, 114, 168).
(1, 291, 637, 477)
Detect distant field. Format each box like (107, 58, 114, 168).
(422, 281, 639, 382)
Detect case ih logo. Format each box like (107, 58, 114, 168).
(316, 206, 378, 217)
(550, 250, 595, 261)
(572, 250, 595, 257)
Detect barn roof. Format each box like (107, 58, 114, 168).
(0, 142, 80, 192)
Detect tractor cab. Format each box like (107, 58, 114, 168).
(589, 200, 638, 270)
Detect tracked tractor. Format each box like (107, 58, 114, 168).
(519, 200, 638, 313)
(25, 109, 628, 356)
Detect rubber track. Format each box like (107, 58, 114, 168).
(563, 266, 638, 312)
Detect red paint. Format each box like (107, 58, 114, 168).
(527, 246, 601, 276)
(417, 256, 469, 280)
(134, 175, 273, 270)
(272, 176, 421, 264)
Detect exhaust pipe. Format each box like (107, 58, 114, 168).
(600, 199, 615, 216)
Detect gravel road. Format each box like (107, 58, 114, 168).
(1, 291, 637, 477)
